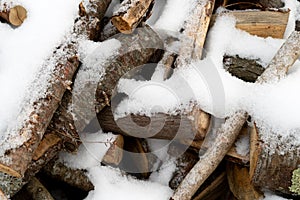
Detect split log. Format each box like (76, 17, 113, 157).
(97, 106, 210, 142)
(171, 31, 300, 200)
(0, 0, 112, 196)
(249, 124, 300, 195)
(43, 159, 94, 192)
(0, 5, 27, 26)
(227, 162, 263, 200)
(111, 0, 154, 34)
(211, 10, 289, 39)
(24, 177, 54, 200)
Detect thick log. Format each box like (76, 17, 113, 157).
(111, 0, 154, 34)
(0, 0, 112, 196)
(43, 159, 94, 192)
(171, 31, 300, 200)
(250, 124, 300, 195)
(98, 106, 210, 142)
(227, 162, 263, 200)
(0, 5, 27, 26)
(211, 10, 289, 39)
(24, 177, 54, 200)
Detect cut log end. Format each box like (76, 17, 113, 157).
(9, 5, 27, 26)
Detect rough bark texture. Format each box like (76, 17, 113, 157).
(24, 177, 54, 200)
(0, 5, 27, 26)
(223, 55, 265, 82)
(43, 159, 94, 192)
(171, 31, 300, 200)
(250, 125, 300, 195)
(0, 0, 112, 196)
(227, 162, 263, 200)
(98, 106, 210, 142)
(111, 0, 154, 34)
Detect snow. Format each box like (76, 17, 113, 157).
(59, 131, 116, 170)
(85, 166, 173, 200)
(263, 191, 291, 200)
(0, 0, 81, 155)
(235, 131, 250, 156)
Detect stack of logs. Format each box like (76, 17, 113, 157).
(0, 0, 300, 199)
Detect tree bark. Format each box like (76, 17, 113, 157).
(111, 0, 155, 34)
(250, 124, 300, 195)
(43, 159, 94, 192)
(171, 30, 300, 200)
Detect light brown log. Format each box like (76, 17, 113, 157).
(250, 124, 300, 195)
(211, 10, 289, 39)
(102, 134, 124, 165)
(171, 31, 300, 200)
(0, 5, 27, 26)
(32, 134, 62, 161)
(0, 0, 112, 196)
(111, 0, 154, 34)
(25, 177, 54, 200)
(227, 162, 263, 200)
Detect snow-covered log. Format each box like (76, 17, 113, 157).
(97, 106, 210, 143)
(111, 0, 155, 34)
(171, 30, 300, 200)
(0, 0, 112, 195)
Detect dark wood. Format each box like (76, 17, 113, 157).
(98, 106, 210, 142)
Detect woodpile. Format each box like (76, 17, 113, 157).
(0, 0, 300, 199)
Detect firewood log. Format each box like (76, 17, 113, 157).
(250, 124, 300, 195)
(223, 55, 265, 82)
(0, 0, 112, 196)
(98, 106, 210, 143)
(102, 134, 124, 165)
(211, 10, 289, 39)
(43, 159, 94, 192)
(111, 0, 155, 34)
(0, 5, 27, 26)
(171, 31, 300, 200)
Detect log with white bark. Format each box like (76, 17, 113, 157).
(0, 4, 27, 26)
(111, 0, 154, 34)
(171, 31, 300, 200)
(0, 0, 112, 196)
